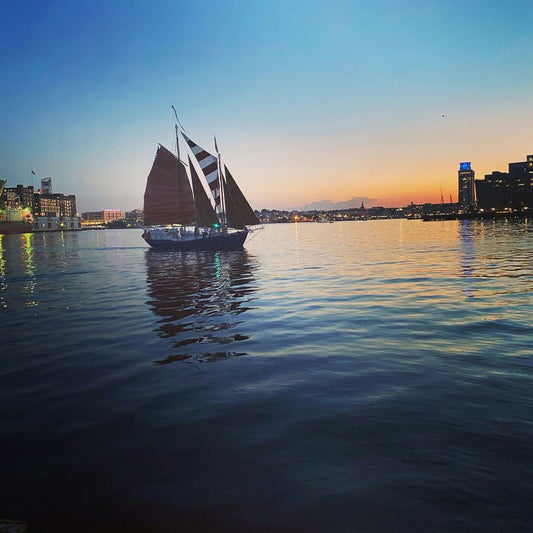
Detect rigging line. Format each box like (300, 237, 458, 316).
(171, 105, 186, 133)
(171, 106, 183, 161)
(246, 226, 264, 241)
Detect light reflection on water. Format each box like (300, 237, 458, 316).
(0, 222, 531, 531)
(145, 249, 259, 363)
(0, 233, 39, 310)
(0, 235, 7, 309)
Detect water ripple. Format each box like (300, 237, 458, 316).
(1, 222, 532, 531)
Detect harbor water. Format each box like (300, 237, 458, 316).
(1, 220, 532, 532)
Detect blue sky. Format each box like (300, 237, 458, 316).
(2, 0, 532, 212)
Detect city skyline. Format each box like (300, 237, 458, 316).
(2, 1, 533, 213)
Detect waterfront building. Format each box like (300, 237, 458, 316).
(458, 162, 476, 207)
(103, 209, 125, 222)
(34, 216, 81, 231)
(126, 208, 144, 224)
(81, 209, 126, 225)
(1, 177, 80, 230)
(33, 187, 79, 231)
(475, 154, 533, 210)
(34, 193, 77, 218)
(0, 184, 36, 211)
(29, 177, 78, 218)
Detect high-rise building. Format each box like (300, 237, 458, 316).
(458, 162, 475, 207)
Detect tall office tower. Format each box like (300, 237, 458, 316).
(458, 162, 475, 207)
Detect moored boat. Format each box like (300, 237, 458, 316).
(0, 220, 33, 234)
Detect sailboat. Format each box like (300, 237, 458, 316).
(142, 112, 261, 251)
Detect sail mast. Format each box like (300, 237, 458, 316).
(215, 135, 227, 228)
(171, 105, 181, 161)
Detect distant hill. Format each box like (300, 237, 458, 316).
(287, 196, 377, 211)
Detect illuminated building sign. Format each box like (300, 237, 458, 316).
(460, 162, 471, 171)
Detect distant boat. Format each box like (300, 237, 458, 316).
(316, 215, 333, 223)
(142, 112, 261, 250)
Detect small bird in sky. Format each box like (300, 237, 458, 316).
(440, 113, 445, 118)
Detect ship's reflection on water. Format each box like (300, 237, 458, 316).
(145, 249, 258, 363)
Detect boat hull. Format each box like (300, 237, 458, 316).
(143, 229, 249, 251)
(0, 222, 33, 234)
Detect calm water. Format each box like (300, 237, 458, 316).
(1, 220, 532, 532)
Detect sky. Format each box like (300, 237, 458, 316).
(2, 0, 533, 212)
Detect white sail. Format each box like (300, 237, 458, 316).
(181, 133, 221, 210)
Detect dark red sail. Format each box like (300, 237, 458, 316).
(223, 165, 260, 229)
(143, 144, 195, 226)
